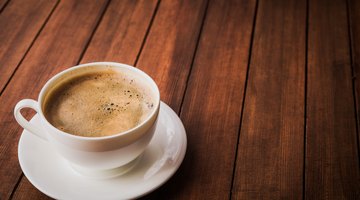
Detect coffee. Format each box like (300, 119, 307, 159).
(43, 69, 154, 137)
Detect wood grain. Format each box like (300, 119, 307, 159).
(81, 0, 158, 64)
(135, 0, 208, 112)
(145, 0, 256, 198)
(0, 0, 58, 93)
(349, 0, 360, 150)
(0, 0, 108, 199)
(232, 0, 306, 199)
(306, 0, 360, 198)
(1, 0, 358, 199)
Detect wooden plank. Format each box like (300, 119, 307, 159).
(13, 0, 158, 198)
(81, 0, 158, 64)
(232, 0, 306, 199)
(135, 0, 208, 112)
(0, 0, 58, 93)
(349, 0, 360, 151)
(0, 0, 108, 199)
(306, 0, 360, 198)
(141, 0, 256, 198)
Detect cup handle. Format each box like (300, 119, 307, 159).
(14, 99, 47, 141)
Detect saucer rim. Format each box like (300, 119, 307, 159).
(18, 101, 187, 199)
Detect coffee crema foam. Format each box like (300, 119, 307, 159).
(44, 70, 154, 137)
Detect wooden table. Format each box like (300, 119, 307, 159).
(1, 0, 359, 199)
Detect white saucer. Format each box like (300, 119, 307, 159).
(18, 102, 187, 200)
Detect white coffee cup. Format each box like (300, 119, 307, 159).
(14, 62, 160, 177)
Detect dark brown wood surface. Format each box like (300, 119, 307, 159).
(81, 0, 158, 65)
(135, 0, 208, 111)
(233, 0, 306, 199)
(306, 0, 360, 198)
(349, 0, 360, 148)
(1, 0, 360, 199)
(148, 0, 256, 198)
(0, 0, 57, 93)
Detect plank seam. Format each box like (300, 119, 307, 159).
(302, 0, 309, 199)
(76, 0, 112, 64)
(345, 0, 360, 171)
(178, 0, 210, 115)
(134, 0, 161, 67)
(0, 0, 10, 14)
(9, 174, 23, 200)
(229, 0, 259, 199)
(0, 0, 61, 96)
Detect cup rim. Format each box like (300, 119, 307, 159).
(37, 62, 160, 141)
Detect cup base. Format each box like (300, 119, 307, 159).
(69, 154, 143, 179)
